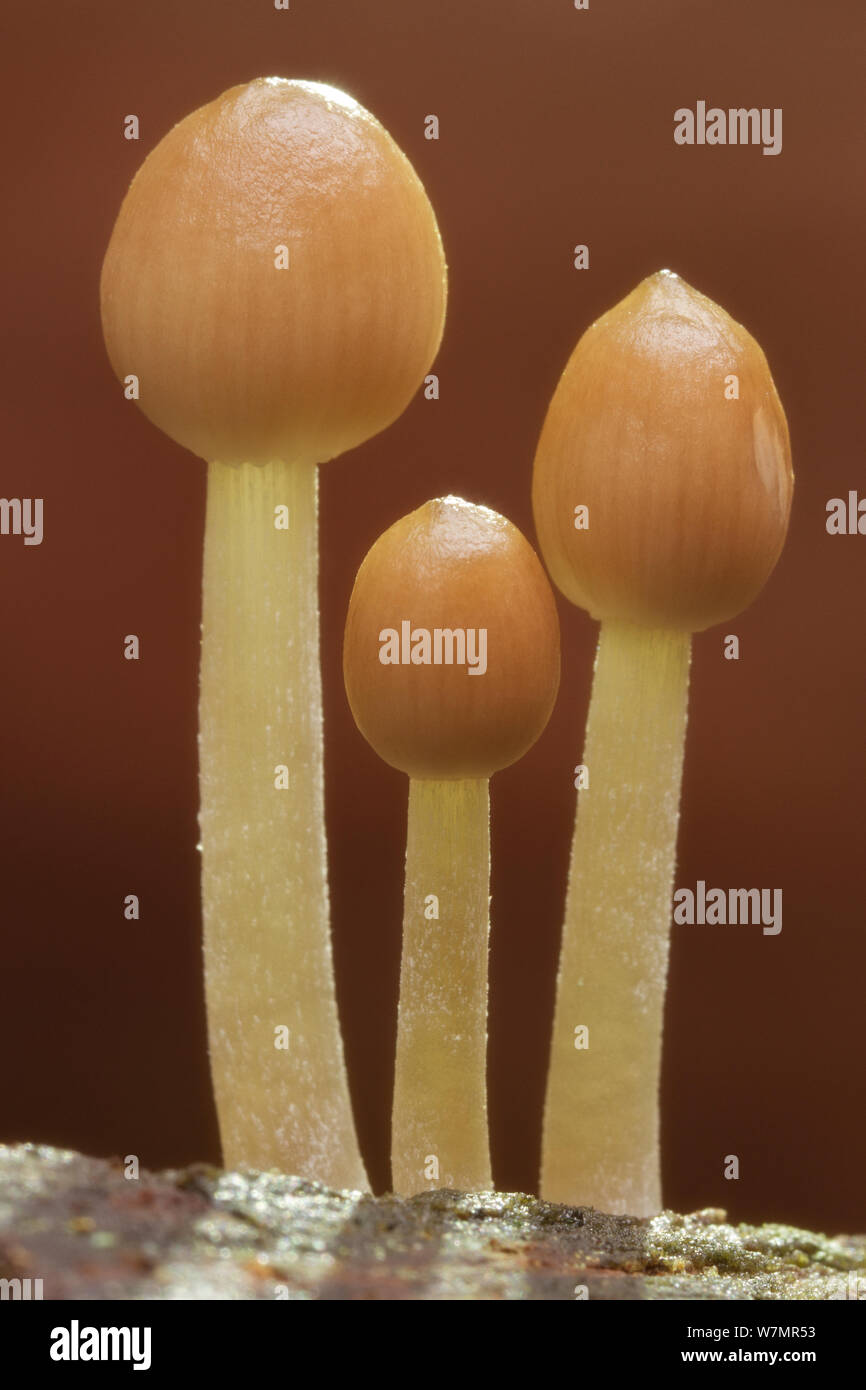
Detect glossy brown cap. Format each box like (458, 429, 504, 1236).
(343, 497, 561, 780)
(531, 271, 794, 632)
(100, 78, 447, 467)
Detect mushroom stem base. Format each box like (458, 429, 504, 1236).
(392, 777, 492, 1194)
(541, 621, 691, 1216)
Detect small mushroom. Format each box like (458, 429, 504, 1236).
(532, 270, 793, 1215)
(101, 78, 447, 1186)
(343, 496, 560, 1193)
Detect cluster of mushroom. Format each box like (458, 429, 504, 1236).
(101, 78, 793, 1213)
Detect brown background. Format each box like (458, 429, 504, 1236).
(1, 0, 863, 1231)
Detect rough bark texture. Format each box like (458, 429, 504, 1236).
(0, 1144, 862, 1300)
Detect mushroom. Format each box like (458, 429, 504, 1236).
(100, 78, 447, 1187)
(343, 496, 560, 1193)
(532, 270, 793, 1215)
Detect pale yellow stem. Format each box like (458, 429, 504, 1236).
(199, 459, 368, 1189)
(392, 778, 492, 1194)
(541, 621, 691, 1216)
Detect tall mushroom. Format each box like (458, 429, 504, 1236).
(532, 270, 793, 1215)
(100, 78, 447, 1187)
(343, 497, 560, 1193)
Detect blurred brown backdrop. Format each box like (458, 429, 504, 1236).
(1, 0, 863, 1231)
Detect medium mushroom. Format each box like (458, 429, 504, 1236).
(343, 497, 560, 1193)
(532, 270, 793, 1215)
(100, 78, 447, 1187)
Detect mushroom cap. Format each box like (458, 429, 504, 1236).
(100, 78, 447, 467)
(531, 271, 794, 632)
(343, 497, 561, 780)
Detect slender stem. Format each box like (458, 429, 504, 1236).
(199, 459, 368, 1189)
(392, 777, 492, 1193)
(541, 620, 691, 1215)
